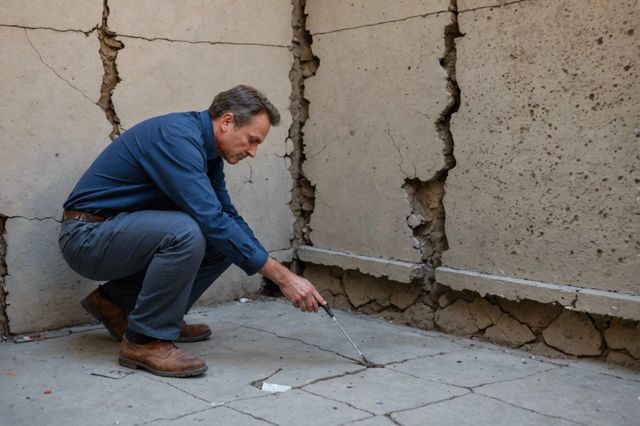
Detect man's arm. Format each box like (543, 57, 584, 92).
(208, 160, 325, 313)
(259, 257, 326, 313)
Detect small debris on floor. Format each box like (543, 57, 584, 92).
(239, 297, 253, 303)
(13, 334, 48, 343)
(90, 368, 135, 380)
(7, 370, 16, 376)
(261, 382, 291, 392)
(43, 389, 53, 395)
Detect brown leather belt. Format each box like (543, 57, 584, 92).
(62, 210, 106, 223)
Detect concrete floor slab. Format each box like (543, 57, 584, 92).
(303, 368, 469, 416)
(389, 346, 555, 388)
(476, 365, 640, 425)
(215, 299, 465, 364)
(2, 300, 639, 426)
(228, 389, 370, 425)
(345, 416, 397, 426)
(150, 406, 272, 425)
(390, 393, 576, 426)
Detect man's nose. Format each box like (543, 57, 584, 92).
(247, 145, 258, 158)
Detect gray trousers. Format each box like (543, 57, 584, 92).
(58, 210, 231, 340)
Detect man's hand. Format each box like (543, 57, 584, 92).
(259, 257, 326, 312)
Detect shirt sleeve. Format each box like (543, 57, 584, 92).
(136, 126, 269, 275)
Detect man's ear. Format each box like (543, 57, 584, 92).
(220, 112, 234, 132)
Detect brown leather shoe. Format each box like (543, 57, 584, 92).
(176, 321, 212, 343)
(81, 288, 211, 342)
(81, 288, 128, 340)
(119, 336, 207, 377)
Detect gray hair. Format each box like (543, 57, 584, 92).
(208, 85, 280, 127)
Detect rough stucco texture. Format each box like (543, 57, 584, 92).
(444, 0, 640, 294)
(303, 8, 451, 268)
(1, 1, 294, 332)
(109, 3, 294, 307)
(0, 25, 111, 333)
(306, 0, 450, 34)
(0, 0, 101, 31)
(108, 0, 292, 46)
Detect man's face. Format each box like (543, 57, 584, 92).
(216, 111, 271, 165)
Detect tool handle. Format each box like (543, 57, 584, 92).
(321, 304, 335, 318)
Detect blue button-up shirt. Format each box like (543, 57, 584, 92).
(63, 110, 268, 275)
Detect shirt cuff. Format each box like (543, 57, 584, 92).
(240, 247, 269, 276)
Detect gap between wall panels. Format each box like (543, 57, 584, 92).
(0, 216, 9, 337)
(287, 0, 318, 276)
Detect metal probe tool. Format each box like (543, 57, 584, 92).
(321, 304, 375, 367)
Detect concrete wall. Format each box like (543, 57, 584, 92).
(0, 0, 294, 334)
(299, 0, 454, 282)
(1, 0, 637, 366)
(438, 0, 639, 317)
(295, 0, 639, 365)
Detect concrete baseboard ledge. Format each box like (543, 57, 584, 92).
(269, 248, 294, 263)
(297, 245, 424, 283)
(436, 266, 640, 321)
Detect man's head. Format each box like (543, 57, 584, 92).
(209, 85, 280, 165)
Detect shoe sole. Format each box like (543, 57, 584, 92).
(80, 296, 123, 341)
(118, 356, 208, 378)
(175, 330, 212, 343)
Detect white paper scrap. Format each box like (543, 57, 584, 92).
(261, 382, 291, 393)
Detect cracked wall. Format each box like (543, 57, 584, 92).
(437, 0, 639, 316)
(288, 0, 319, 275)
(294, 0, 639, 364)
(0, 1, 111, 334)
(0, 0, 295, 334)
(299, 0, 455, 280)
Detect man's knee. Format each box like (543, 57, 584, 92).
(168, 213, 206, 257)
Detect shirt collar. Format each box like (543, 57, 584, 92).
(199, 110, 217, 160)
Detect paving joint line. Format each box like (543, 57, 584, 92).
(565, 363, 640, 383)
(476, 393, 587, 426)
(141, 374, 212, 404)
(219, 320, 363, 364)
(226, 405, 279, 426)
(132, 406, 220, 426)
(250, 367, 283, 388)
(385, 392, 471, 420)
(300, 387, 377, 416)
(296, 367, 367, 389)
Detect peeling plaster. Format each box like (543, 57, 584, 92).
(97, 0, 124, 140)
(288, 0, 319, 274)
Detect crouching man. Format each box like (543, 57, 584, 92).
(59, 85, 325, 377)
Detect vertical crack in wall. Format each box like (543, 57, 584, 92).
(403, 0, 462, 276)
(0, 216, 9, 337)
(97, 0, 124, 140)
(288, 0, 319, 274)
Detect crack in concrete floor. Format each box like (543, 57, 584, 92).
(3, 301, 638, 426)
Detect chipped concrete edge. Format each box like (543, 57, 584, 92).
(402, 0, 461, 280)
(298, 245, 424, 284)
(436, 266, 640, 321)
